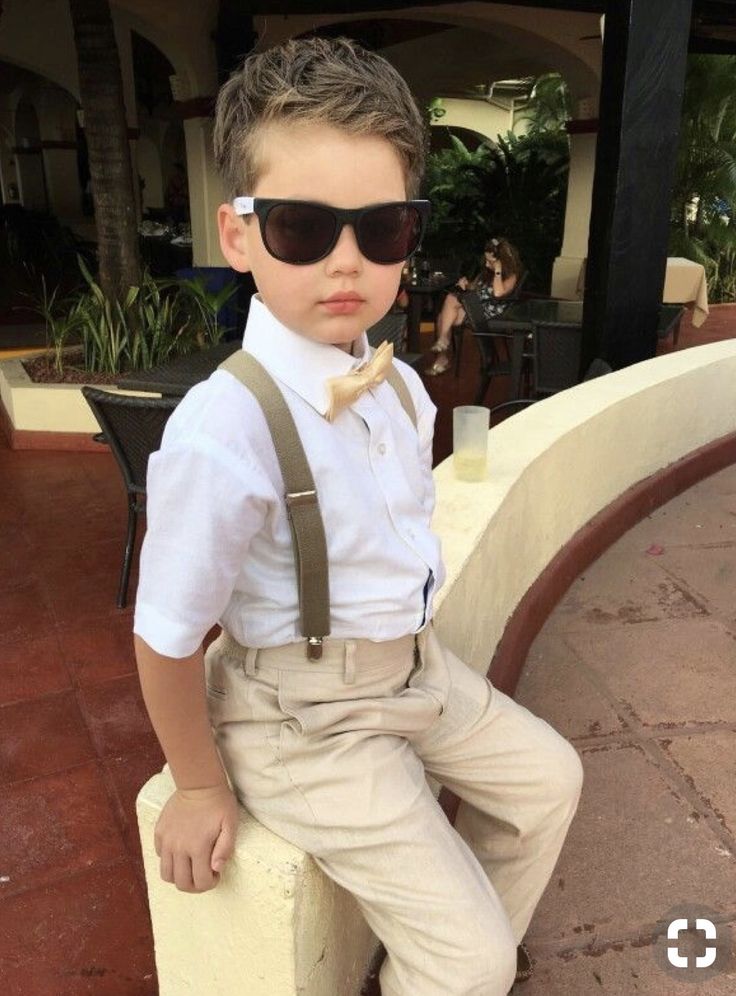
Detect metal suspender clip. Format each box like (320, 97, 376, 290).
(285, 489, 317, 509)
(307, 636, 323, 660)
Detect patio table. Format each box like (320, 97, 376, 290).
(118, 340, 240, 395)
(473, 300, 684, 400)
(401, 274, 455, 352)
(119, 326, 427, 397)
(663, 257, 709, 328)
(575, 256, 708, 328)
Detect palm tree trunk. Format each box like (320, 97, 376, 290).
(69, 0, 140, 302)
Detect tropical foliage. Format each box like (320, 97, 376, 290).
(670, 55, 736, 302)
(422, 130, 569, 291)
(422, 72, 570, 290)
(514, 72, 572, 136)
(29, 260, 239, 375)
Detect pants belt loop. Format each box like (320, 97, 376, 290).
(344, 641, 357, 685)
(244, 647, 259, 677)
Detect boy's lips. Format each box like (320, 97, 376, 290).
(320, 292, 365, 315)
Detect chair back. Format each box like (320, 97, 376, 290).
(458, 290, 490, 333)
(459, 272, 526, 333)
(366, 310, 408, 354)
(533, 322, 583, 395)
(82, 388, 179, 494)
(506, 269, 528, 302)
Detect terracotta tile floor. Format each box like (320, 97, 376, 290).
(0, 303, 734, 994)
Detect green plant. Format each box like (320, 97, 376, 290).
(174, 274, 240, 347)
(514, 73, 572, 136)
(422, 135, 494, 275)
(671, 55, 736, 238)
(668, 54, 736, 303)
(28, 258, 226, 375)
(472, 131, 570, 291)
(423, 131, 569, 291)
(25, 278, 85, 374)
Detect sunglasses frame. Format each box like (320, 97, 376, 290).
(232, 196, 431, 265)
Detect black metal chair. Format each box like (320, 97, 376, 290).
(366, 309, 423, 372)
(452, 270, 529, 377)
(532, 321, 584, 396)
(460, 285, 536, 405)
(82, 387, 180, 607)
(488, 323, 602, 423)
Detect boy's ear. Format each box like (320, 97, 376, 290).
(218, 204, 251, 273)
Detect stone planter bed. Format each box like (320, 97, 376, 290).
(0, 350, 156, 451)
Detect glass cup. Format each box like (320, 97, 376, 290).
(453, 405, 490, 481)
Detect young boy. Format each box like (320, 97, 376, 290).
(133, 36, 583, 996)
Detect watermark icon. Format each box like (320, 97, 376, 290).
(653, 903, 733, 983)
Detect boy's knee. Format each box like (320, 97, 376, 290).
(560, 741, 584, 800)
(468, 928, 518, 996)
(453, 910, 517, 996)
(546, 738, 584, 814)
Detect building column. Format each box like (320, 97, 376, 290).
(37, 86, 84, 226)
(180, 102, 227, 266)
(0, 103, 21, 204)
(582, 0, 693, 371)
(14, 143, 48, 210)
(551, 118, 598, 299)
(41, 143, 81, 221)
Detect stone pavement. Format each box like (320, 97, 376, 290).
(1, 305, 735, 992)
(511, 462, 736, 994)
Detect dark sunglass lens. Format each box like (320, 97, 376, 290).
(264, 203, 336, 263)
(358, 204, 422, 263)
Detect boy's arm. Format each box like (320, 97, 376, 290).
(134, 635, 240, 893)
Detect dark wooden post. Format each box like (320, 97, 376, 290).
(581, 0, 692, 372)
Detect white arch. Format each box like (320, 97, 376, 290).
(255, 7, 600, 104)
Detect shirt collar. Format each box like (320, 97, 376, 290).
(241, 295, 370, 417)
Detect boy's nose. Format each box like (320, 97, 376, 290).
(325, 223, 362, 274)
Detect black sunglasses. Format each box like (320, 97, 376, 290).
(232, 197, 430, 265)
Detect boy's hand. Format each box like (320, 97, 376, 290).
(154, 783, 239, 893)
(456, 276, 469, 290)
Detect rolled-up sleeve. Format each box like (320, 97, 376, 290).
(133, 433, 274, 658)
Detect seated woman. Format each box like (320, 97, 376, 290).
(425, 237, 523, 376)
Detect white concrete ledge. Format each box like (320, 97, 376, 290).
(431, 339, 736, 671)
(0, 354, 156, 434)
(137, 338, 736, 994)
(137, 767, 374, 996)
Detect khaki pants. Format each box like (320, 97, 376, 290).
(205, 624, 583, 996)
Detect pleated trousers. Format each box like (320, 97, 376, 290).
(205, 623, 583, 996)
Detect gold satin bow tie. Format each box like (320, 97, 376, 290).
(324, 340, 394, 422)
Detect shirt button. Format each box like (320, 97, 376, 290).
(377, 443, 387, 455)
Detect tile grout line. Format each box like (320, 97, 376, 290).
(528, 908, 736, 960)
(556, 632, 736, 860)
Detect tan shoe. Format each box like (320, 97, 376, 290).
(514, 940, 535, 984)
(425, 356, 450, 376)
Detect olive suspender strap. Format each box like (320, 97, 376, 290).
(219, 348, 417, 660)
(383, 365, 417, 429)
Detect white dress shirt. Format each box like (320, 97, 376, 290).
(133, 295, 445, 658)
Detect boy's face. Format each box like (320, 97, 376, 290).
(218, 121, 408, 350)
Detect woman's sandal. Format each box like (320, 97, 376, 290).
(514, 941, 535, 984)
(425, 345, 451, 376)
